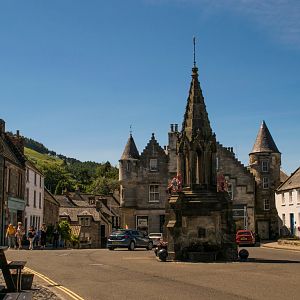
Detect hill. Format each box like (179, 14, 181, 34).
(24, 141, 118, 195)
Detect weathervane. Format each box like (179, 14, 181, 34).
(193, 36, 196, 67)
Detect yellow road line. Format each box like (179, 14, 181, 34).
(25, 267, 85, 300)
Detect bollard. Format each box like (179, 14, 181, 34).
(238, 249, 249, 262)
(158, 249, 168, 262)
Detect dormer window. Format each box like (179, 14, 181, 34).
(262, 160, 269, 172)
(79, 217, 91, 226)
(150, 159, 158, 171)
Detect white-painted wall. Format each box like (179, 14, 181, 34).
(24, 163, 44, 232)
(275, 189, 300, 237)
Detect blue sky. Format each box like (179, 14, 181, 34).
(0, 0, 299, 174)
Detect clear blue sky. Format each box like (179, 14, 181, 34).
(1, 1, 299, 174)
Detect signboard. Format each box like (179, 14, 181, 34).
(137, 216, 148, 228)
(8, 197, 25, 211)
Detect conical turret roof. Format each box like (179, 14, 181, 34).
(121, 134, 140, 160)
(182, 66, 213, 140)
(251, 121, 280, 154)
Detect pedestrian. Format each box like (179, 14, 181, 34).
(40, 223, 47, 249)
(15, 222, 25, 250)
(6, 224, 16, 249)
(27, 226, 35, 250)
(53, 223, 60, 248)
(34, 227, 40, 247)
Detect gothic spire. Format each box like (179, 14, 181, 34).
(121, 134, 140, 160)
(251, 121, 280, 154)
(181, 39, 213, 140)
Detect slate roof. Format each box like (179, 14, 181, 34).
(251, 121, 280, 154)
(120, 134, 140, 160)
(59, 207, 101, 222)
(277, 167, 300, 192)
(280, 170, 289, 184)
(44, 188, 60, 206)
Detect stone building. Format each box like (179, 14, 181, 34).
(248, 121, 282, 239)
(119, 133, 168, 233)
(216, 121, 284, 239)
(56, 191, 120, 248)
(0, 119, 26, 244)
(119, 57, 284, 241)
(43, 188, 60, 228)
(216, 143, 256, 233)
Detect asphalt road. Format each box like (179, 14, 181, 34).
(6, 246, 300, 300)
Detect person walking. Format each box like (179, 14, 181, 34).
(6, 224, 16, 249)
(15, 222, 25, 250)
(53, 223, 60, 248)
(40, 223, 47, 249)
(27, 226, 35, 250)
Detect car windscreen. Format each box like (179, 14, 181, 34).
(111, 230, 129, 235)
(237, 231, 251, 236)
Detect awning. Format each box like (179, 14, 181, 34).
(167, 220, 176, 228)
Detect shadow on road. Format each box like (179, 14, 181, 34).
(246, 258, 300, 264)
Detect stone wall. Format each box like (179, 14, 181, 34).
(216, 143, 255, 232)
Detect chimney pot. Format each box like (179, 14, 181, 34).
(174, 124, 178, 132)
(170, 124, 174, 132)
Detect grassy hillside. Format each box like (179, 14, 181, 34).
(24, 146, 118, 195)
(25, 147, 64, 168)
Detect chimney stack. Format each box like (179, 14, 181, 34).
(0, 119, 5, 134)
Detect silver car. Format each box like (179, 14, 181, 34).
(148, 233, 163, 246)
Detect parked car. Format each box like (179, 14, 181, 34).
(148, 233, 163, 246)
(236, 230, 256, 246)
(107, 229, 153, 251)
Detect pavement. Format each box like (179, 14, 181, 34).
(261, 240, 300, 251)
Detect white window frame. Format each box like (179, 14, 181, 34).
(149, 159, 158, 171)
(264, 198, 270, 211)
(289, 191, 293, 204)
(149, 184, 159, 202)
(297, 190, 300, 205)
(262, 177, 269, 189)
(282, 193, 285, 205)
(262, 160, 269, 172)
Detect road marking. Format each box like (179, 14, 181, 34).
(25, 267, 85, 300)
(89, 263, 104, 266)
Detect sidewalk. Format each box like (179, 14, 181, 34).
(261, 241, 300, 252)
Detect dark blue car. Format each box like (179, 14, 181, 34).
(107, 229, 153, 251)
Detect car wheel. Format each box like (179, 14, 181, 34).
(146, 242, 153, 250)
(128, 241, 135, 251)
(108, 247, 115, 251)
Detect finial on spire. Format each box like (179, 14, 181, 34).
(130, 124, 132, 136)
(193, 36, 196, 67)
